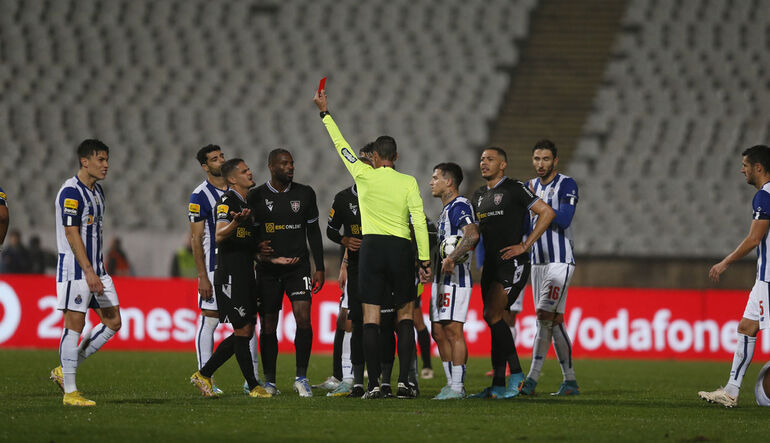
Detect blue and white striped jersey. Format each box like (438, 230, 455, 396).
(435, 196, 475, 288)
(752, 182, 770, 281)
(528, 173, 578, 265)
(0, 185, 7, 206)
(55, 176, 106, 281)
(188, 180, 228, 273)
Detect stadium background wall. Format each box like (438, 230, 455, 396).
(0, 275, 766, 361)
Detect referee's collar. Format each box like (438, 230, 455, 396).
(266, 180, 291, 193)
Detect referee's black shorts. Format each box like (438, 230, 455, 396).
(358, 234, 416, 309)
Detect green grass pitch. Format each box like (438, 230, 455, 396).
(1, 350, 767, 442)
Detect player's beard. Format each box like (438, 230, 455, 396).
(538, 165, 554, 179)
(210, 168, 222, 177)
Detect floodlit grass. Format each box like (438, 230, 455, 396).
(0, 350, 766, 442)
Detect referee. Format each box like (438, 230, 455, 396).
(314, 90, 431, 399)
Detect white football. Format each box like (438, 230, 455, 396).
(439, 235, 470, 264)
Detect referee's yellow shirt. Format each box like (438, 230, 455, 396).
(323, 114, 430, 261)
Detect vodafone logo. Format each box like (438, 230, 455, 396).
(0, 281, 22, 344)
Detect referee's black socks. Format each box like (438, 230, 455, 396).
(295, 326, 313, 378)
(396, 319, 415, 385)
(200, 334, 235, 378)
(333, 328, 345, 381)
(363, 323, 381, 390)
(351, 322, 365, 385)
(260, 331, 278, 384)
(417, 327, 432, 369)
(234, 335, 259, 390)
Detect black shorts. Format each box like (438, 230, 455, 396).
(214, 271, 258, 329)
(358, 235, 416, 308)
(257, 259, 312, 314)
(480, 258, 530, 309)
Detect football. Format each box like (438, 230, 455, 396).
(439, 235, 470, 264)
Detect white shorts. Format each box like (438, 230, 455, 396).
(509, 284, 525, 312)
(199, 270, 219, 311)
(755, 361, 770, 406)
(531, 263, 574, 314)
(340, 279, 349, 310)
(57, 274, 119, 313)
(430, 283, 472, 323)
(743, 280, 770, 330)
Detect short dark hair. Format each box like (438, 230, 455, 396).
(359, 143, 374, 155)
(77, 139, 109, 162)
(484, 146, 507, 162)
(433, 162, 463, 189)
(373, 136, 397, 161)
(742, 145, 770, 172)
(358, 156, 373, 166)
(196, 144, 221, 165)
(221, 158, 244, 179)
(533, 139, 558, 157)
(268, 148, 291, 165)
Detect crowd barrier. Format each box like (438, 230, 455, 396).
(0, 275, 766, 360)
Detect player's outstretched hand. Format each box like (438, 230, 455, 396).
(198, 275, 214, 301)
(341, 236, 361, 252)
(258, 240, 274, 256)
(313, 90, 328, 112)
(709, 261, 728, 283)
(86, 270, 105, 295)
(500, 243, 527, 260)
(312, 270, 325, 293)
(231, 208, 251, 224)
(441, 257, 455, 275)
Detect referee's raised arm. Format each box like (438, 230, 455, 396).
(314, 90, 370, 179)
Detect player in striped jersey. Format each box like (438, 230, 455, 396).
(0, 186, 8, 251)
(700, 145, 770, 408)
(519, 140, 580, 396)
(49, 140, 121, 407)
(188, 145, 261, 394)
(429, 162, 479, 399)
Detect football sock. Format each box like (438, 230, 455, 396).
(552, 323, 576, 381)
(249, 333, 261, 383)
(490, 319, 511, 386)
(78, 324, 116, 364)
(442, 361, 452, 384)
(451, 363, 466, 392)
(381, 362, 393, 386)
(59, 328, 80, 394)
(234, 335, 259, 390)
(295, 326, 312, 378)
(380, 324, 396, 365)
(397, 319, 416, 385)
(200, 334, 235, 378)
(726, 333, 756, 397)
(363, 323, 381, 390)
(352, 322, 365, 385)
(333, 328, 345, 381)
(527, 319, 554, 382)
(408, 345, 419, 386)
(196, 315, 218, 369)
(417, 327, 432, 369)
(342, 330, 353, 382)
(259, 331, 278, 383)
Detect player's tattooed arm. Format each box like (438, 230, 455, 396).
(710, 219, 770, 282)
(64, 226, 104, 294)
(442, 223, 479, 274)
(501, 199, 554, 260)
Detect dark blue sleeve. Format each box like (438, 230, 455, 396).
(553, 178, 578, 229)
(189, 192, 211, 223)
(448, 202, 475, 230)
(753, 190, 770, 220)
(58, 187, 84, 226)
(0, 186, 6, 207)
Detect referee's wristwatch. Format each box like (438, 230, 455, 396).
(319, 110, 331, 118)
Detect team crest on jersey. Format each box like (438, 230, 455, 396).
(494, 193, 503, 205)
(265, 199, 273, 212)
(74, 295, 82, 305)
(291, 200, 301, 213)
(548, 189, 555, 198)
(86, 215, 94, 225)
(349, 203, 358, 215)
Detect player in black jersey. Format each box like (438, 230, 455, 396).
(469, 147, 555, 399)
(0, 186, 8, 252)
(247, 149, 325, 397)
(190, 159, 271, 398)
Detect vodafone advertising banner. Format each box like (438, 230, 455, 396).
(0, 275, 767, 360)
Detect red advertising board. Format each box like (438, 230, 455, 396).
(0, 275, 766, 360)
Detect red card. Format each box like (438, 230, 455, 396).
(317, 77, 326, 94)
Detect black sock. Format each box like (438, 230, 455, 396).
(381, 362, 393, 386)
(490, 319, 513, 386)
(295, 326, 312, 378)
(200, 334, 235, 378)
(259, 332, 278, 383)
(234, 335, 259, 390)
(351, 321, 365, 385)
(417, 327, 432, 369)
(409, 345, 418, 386)
(333, 328, 344, 380)
(363, 323, 381, 390)
(397, 319, 415, 385)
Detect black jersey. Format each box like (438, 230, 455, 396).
(327, 185, 362, 268)
(472, 177, 538, 264)
(214, 190, 260, 276)
(247, 181, 324, 270)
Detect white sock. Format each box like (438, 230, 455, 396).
(341, 331, 353, 382)
(451, 363, 466, 392)
(442, 361, 452, 385)
(78, 324, 116, 364)
(527, 319, 553, 382)
(196, 315, 218, 369)
(553, 322, 576, 381)
(59, 328, 80, 394)
(249, 332, 261, 383)
(726, 333, 757, 397)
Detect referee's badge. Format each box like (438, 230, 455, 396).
(494, 193, 503, 205)
(291, 200, 301, 212)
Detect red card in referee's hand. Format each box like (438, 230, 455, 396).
(317, 77, 326, 94)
